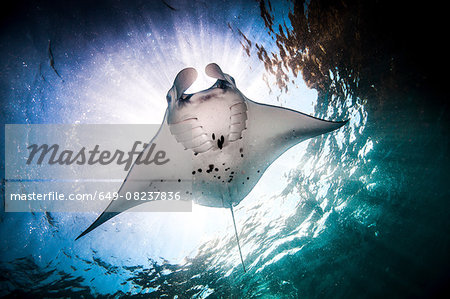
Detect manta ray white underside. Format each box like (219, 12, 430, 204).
(76, 63, 347, 271)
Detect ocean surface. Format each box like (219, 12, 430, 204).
(0, 0, 449, 297)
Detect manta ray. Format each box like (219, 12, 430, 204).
(76, 63, 347, 271)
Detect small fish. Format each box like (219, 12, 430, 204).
(162, 0, 177, 11)
(45, 211, 57, 227)
(48, 40, 63, 81)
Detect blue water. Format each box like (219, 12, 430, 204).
(1, 0, 449, 297)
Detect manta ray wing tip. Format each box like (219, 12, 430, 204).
(329, 118, 349, 130)
(328, 118, 348, 133)
(338, 119, 349, 127)
(75, 224, 96, 240)
(75, 211, 119, 241)
(75, 232, 85, 241)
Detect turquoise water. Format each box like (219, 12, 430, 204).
(1, 0, 449, 297)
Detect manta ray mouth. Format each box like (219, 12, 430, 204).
(179, 79, 230, 102)
(179, 94, 194, 102)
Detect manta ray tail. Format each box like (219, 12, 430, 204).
(230, 206, 246, 272)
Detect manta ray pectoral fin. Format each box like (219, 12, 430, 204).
(248, 101, 348, 150)
(76, 121, 192, 240)
(297, 116, 348, 138)
(75, 181, 147, 240)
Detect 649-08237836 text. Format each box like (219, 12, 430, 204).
(8, 191, 183, 201)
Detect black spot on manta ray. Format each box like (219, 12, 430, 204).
(217, 135, 225, 149)
(206, 164, 214, 173)
(192, 171, 196, 175)
(198, 168, 202, 173)
(212, 133, 215, 140)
